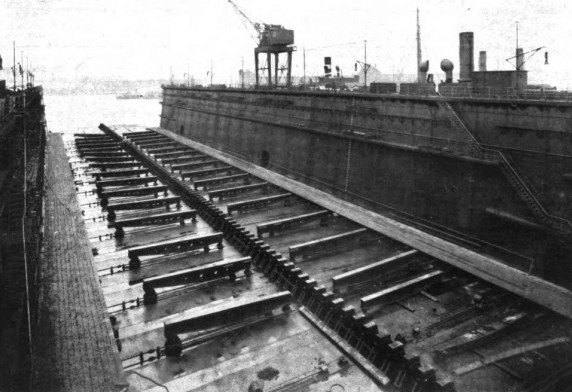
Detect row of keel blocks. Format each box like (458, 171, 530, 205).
(97, 124, 455, 392)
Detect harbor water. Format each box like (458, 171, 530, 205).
(44, 94, 161, 135)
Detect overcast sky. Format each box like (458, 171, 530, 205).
(1, 0, 571, 88)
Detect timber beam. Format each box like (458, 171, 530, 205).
(332, 250, 420, 290)
(289, 228, 376, 262)
(257, 210, 331, 238)
(208, 182, 269, 201)
(194, 173, 251, 190)
(99, 184, 168, 207)
(107, 196, 181, 220)
(178, 166, 235, 180)
(360, 270, 444, 310)
(89, 168, 149, 180)
(163, 291, 292, 357)
(227, 193, 292, 214)
(142, 256, 252, 305)
(110, 210, 197, 237)
(127, 232, 224, 269)
(173, 159, 220, 173)
(95, 175, 158, 191)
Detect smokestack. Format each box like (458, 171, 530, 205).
(459, 32, 474, 82)
(516, 48, 524, 70)
(324, 57, 332, 77)
(479, 51, 487, 71)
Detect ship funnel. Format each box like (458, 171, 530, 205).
(479, 51, 487, 71)
(516, 48, 524, 70)
(324, 57, 332, 77)
(419, 60, 429, 83)
(459, 32, 474, 82)
(440, 59, 454, 83)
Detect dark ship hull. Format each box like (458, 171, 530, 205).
(159, 85, 572, 317)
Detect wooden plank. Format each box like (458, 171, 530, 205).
(208, 182, 268, 201)
(142, 257, 251, 293)
(164, 291, 291, 337)
(89, 168, 149, 179)
(180, 166, 235, 180)
(289, 228, 371, 262)
(454, 337, 570, 375)
(332, 249, 419, 288)
(257, 210, 331, 238)
(157, 128, 572, 318)
(95, 175, 158, 189)
(174, 159, 220, 173)
(160, 153, 206, 165)
(194, 173, 250, 190)
(227, 193, 292, 214)
(360, 270, 443, 308)
(110, 210, 197, 235)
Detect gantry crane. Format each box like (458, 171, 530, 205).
(227, 0, 295, 88)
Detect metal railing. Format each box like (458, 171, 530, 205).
(439, 85, 572, 102)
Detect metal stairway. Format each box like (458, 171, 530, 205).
(436, 93, 572, 236)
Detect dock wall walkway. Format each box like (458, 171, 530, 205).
(32, 133, 126, 392)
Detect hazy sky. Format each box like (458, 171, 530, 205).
(1, 0, 571, 87)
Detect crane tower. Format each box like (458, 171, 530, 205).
(227, 0, 295, 88)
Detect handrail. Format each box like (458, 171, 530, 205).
(436, 92, 572, 236)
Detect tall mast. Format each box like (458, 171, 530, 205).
(416, 7, 422, 83)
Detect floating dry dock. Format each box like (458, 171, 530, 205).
(30, 124, 572, 392)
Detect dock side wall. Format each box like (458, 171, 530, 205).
(160, 87, 572, 286)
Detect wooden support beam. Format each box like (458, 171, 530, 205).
(154, 150, 196, 159)
(179, 166, 235, 180)
(128, 232, 224, 268)
(194, 173, 250, 190)
(88, 161, 142, 170)
(99, 185, 168, 206)
(148, 145, 188, 154)
(227, 193, 292, 214)
(76, 141, 119, 149)
(360, 270, 443, 309)
(142, 256, 251, 304)
(110, 210, 197, 237)
(81, 152, 130, 158)
(96, 175, 158, 190)
(136, 140, 176, 149)
(157, 128, 572, 318)
(257, 210, 331, 238)
(124, 130, 157, 138)
(289, 228, 373, 262)
(160, 152, 206, 165)
(163, 291, 291, 354)
(89, 168, 149, 180)
(208, 182, 268, 201)
(454, 337, 570, 375)
(74, 133, 109, 139)
(174, 159, 220, 173)
(332, 249, 419, 289)
(78, 146, 124, 155)
(83, 156, 134, 163)
(107, 196, 181, 218)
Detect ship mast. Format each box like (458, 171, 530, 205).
(416, 7, 422, 83)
